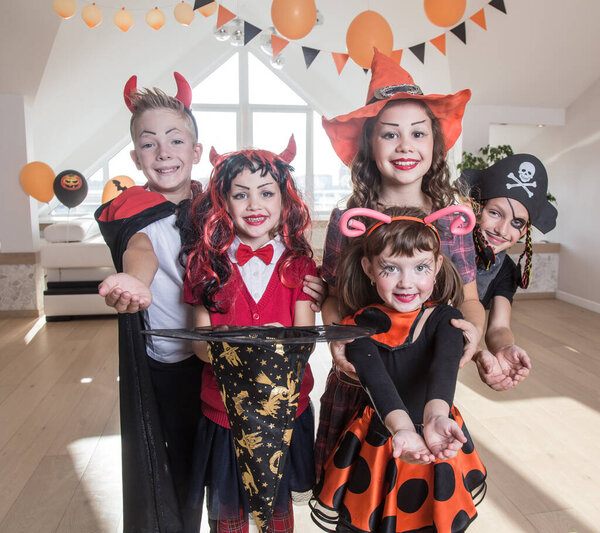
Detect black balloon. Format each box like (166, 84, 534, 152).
(53, 170, 88, 208)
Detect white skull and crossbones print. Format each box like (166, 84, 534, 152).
(506, 161, 537, 197)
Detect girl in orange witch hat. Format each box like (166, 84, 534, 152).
(312, 206, 486, 533)
(315, 49, 489, 482)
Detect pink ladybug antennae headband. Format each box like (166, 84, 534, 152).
(123, 72, 198, 138)
(339, 205, 476, 242)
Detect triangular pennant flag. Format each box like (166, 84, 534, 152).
(243, 21, 261, 45)
(489, 0, 507, 14)
(450, 22, 467, 44)
(207, 339, 314, 533)
(331, 52, 349, 75)
(271, 34, 289, 57)
(390, 49, 403, 64)
(430, 34, 446, 55)
(409, 43, 426, 64)
(216, 4, 236, 29)
(194, 0, 214, 9)
(470, 8, 487, 30)
(302, 47, 320, 69)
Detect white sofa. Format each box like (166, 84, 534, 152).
(40, 220, 116, 320)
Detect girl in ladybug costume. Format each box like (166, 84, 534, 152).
(311, 206, 486, 533)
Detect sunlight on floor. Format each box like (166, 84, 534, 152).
(23, 316, 46, 344)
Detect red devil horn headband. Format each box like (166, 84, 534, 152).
(209, 135, 297, 167)
(123, 72, 193, 112)
(339, 205, 476, 241)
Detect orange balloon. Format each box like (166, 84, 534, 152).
(53, 0, 76, 19)
(114, 7, 133, 32)
(20, 162, 55, 203)
(101, 175, 136, 204)
(174, 1, 195, 26)
(197, 1, 217, 17)
(146, 7, 166, 30)
(424, 0, 466, 27)
(81, 3, 103, 28)
(346, 11, 393, 69)
(271, 0, 316, 40)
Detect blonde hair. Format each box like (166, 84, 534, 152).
(129, 88, 197, 141)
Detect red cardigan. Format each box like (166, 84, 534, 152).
(192, 255, 317, 428)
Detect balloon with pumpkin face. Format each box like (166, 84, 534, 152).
(54, 170, 88, 208)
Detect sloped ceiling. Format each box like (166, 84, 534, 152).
(2, 0, 599, 170)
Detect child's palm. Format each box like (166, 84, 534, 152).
(423, 417, 466, 460)
(391, 430, 435, 464)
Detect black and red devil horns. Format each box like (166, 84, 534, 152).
(123, 72, 192, 112)
(279, 134, 296, 164)
(209, 135, 297, 168)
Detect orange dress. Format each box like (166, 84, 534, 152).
(312, 304, 486, 533)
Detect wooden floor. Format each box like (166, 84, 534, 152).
(0, 299, 598, 532)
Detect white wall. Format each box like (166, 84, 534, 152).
(522, 78, 600, 312)
(0, 94, 39, 253)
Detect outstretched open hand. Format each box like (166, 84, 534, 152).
(391, 429, 436, 464)
(423, 416, 467, 460)
(475, 345, 531, 391)
(98, 273, 152, 314)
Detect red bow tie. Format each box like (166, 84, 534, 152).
(235, 243, 274, 266)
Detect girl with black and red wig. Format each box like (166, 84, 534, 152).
(182, 136, 318, 533)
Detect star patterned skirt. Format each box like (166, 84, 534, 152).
(312, 405, 486, 533)
(188, 404, 316, 522)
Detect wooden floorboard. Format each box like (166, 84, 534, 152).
(0, 300, 598, 532)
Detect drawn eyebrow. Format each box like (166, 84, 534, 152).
(411, 120, 426, 126)
(140, 130, 156, 136)
(380, 121, 399, 126)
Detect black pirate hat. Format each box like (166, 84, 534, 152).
(459, 153, 557, 233)
(143, 325, 373, 531)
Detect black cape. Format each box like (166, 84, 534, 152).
(95, 187, 181, 533)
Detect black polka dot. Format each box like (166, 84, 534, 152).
(433, 462, 455, 501)
(332, 483, 347, 509)
(383, 458, 398, 495)
(377, 515, 397, 533)
(460, 423, 475, 454)
(368, 502, 385, 531)
(451, 509, 471, 532)
(333, 432, 361, 469)
(355, 307, 392, 333)
(463, 469, 486, 492)
(347, 456, 371, 493)
(365, 417, 390, 447)
(397, 478, 428, 513)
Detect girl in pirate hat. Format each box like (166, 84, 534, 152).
(315, 49, 487, 480)
(183, 137, 318, 533)
(458, 153, 558, 391)
(312, 206, 486, 533)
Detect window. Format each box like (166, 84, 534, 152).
(42, 49, 351, 221)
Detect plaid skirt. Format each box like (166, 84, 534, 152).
(314, 368, 369, 482)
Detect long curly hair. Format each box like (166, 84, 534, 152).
(336, 206, 463, 317)
(346, 100, 460, 212)
(183, 149, 312, 312)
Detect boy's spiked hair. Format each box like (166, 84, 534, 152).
(124, 72, 198, 141)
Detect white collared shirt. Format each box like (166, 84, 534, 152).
(228, 235, 285, 302)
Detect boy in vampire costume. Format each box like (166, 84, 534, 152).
(95, 72, 204, 533)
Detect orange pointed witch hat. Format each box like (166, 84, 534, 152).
(322, 49, 471, 166)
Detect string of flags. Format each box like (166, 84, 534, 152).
(53, 0, 508, 73)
